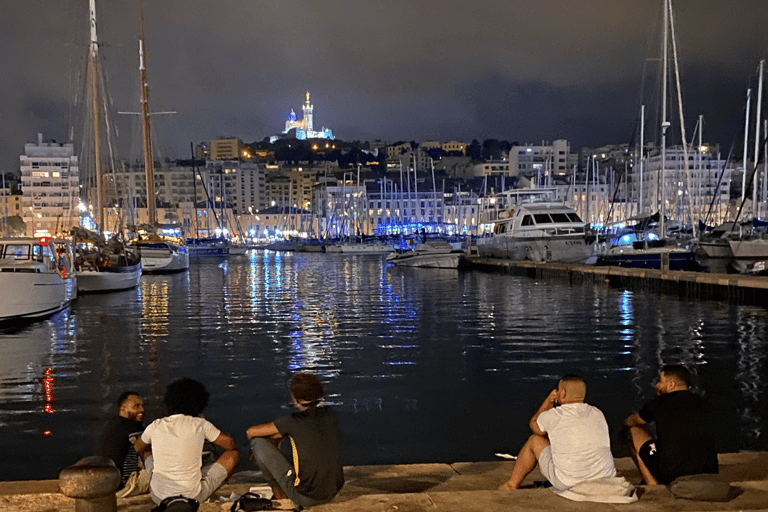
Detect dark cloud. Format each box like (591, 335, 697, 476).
(2, 0, 768, 172)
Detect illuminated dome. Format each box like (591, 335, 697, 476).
(287, 109, 297, 122)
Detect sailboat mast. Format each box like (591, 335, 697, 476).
(742, 89, 751, 205)
(752, 60, 765, 215)
(139, 7, 157, 225)
(639, 104, 645, 216)
(89, 0, 104, 232)
(659, 0, 671, 239)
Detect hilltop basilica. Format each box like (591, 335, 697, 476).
(270, 92, 334, 142)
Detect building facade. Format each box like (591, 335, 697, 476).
(20, 134, 80, 236)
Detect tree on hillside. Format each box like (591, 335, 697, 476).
(466, 139, 482, 161)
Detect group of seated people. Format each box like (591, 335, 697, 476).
(95, 373, 344, 510)
(95, 365, 717, 510)
(498, 364, 718, 491)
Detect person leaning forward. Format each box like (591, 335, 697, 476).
(247, 373, 344, 509)
(499, 374, 616, 491)
(134, 378, 240, 505)
(624, 364, 718, 485)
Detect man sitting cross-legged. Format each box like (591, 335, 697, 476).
(134, 378, 239, 505)
(499, 374, 616, 491)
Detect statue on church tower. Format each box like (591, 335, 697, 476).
(302, 91, 314, 134)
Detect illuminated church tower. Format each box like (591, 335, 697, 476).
(275, 91, 333, 142)
(302, 92, 313, 134)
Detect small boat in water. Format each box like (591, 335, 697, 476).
(597, 238, 698, 271)
(187, 237, 229, 256)
(387, 240, 463, 268)
(0, 237, 78, 324)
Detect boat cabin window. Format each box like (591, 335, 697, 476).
(567, 213, 583, 223)
(533, 214, 552, 224)
(522, 215, 534, 226)
(549, 213, 571, 223)
(1, 243, 32, 260)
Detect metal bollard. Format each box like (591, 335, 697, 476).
(59, 456, 121, 512)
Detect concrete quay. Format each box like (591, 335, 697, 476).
(464, 257, 768, 307)
(1, 452, 767, 512)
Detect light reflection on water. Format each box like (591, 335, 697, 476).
(0, 251, 766, 480)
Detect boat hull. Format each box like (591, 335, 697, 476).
(476, 234, 592, 264)
(387, 252, 462, 268)
(77, 263, 142, 293)
(597, 246, 697, 271)
(1, 237, 77, 323)
(134, 243, 189, 273)
(338, 242, 392, 254)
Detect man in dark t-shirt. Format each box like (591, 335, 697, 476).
(624, 365, 718, 485)
(247, 373, 344, 509)
(94, 391, 145, 489)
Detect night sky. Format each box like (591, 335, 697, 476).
(2, 0, 767, 174)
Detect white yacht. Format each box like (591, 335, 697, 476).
(476, 195, 592, 264)
(0, 237, 77, 323)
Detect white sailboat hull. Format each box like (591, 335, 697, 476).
(77, 263, 142, 293)
(339, 241, 392, 254)
(134, 243, 189, 273)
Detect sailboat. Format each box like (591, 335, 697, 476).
(125, 6, 189, 273)
(73, 0, 142, 292)
(597, 0, 697, 271)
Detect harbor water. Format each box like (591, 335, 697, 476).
(0, 251, 766, 481)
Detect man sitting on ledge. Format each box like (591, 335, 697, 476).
(499, 374, 616, 491)
(134, 378, 239, 505)
(624, 364, 718, 485)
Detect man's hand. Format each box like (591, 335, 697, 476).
(545, 389, 559, 407)
(529, 388, 559, 436)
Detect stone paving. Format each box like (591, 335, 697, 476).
(1, 452, 767, 511)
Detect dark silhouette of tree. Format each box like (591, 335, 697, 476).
(466, 139, 482, 161)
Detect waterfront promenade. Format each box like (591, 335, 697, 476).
(2, 452, 767, 511)
(464, 257, 768, 307)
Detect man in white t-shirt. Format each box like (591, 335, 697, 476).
(499, 374, 616, 491)
(134, 378, 239, 505)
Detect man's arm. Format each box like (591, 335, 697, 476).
(246, 421, 280, 440)
(623, 412, 647, 428)
(133, 438, 151, 459)
(529, 389, 558, 436)
(212, 431, 237, 451)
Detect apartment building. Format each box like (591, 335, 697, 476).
(19, 134, 80, 236)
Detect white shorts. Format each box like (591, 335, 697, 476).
(537, 445, 569, 491)
(145, 455, 228, 504)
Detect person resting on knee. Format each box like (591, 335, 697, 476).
(499, 374, 616, 491)
(247, 373, 344, 509)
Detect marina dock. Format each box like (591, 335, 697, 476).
(2, 453, 767, 511)
(464, 257, 768, 307)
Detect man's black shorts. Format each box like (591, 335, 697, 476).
(639, 439, 662, 482)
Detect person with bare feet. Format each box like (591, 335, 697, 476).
(624, 364, 717, 485)
(499, 375, 616, 491)
(134, 378, 239, 506)
(247, 373, 344, 509)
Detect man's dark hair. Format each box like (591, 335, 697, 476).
(163, 378, 210, 416)
(560, 374, 585, 385)
(117, 391, 140, 409)
(661, 364, 691, 387)
(290, 373, 324, 404)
